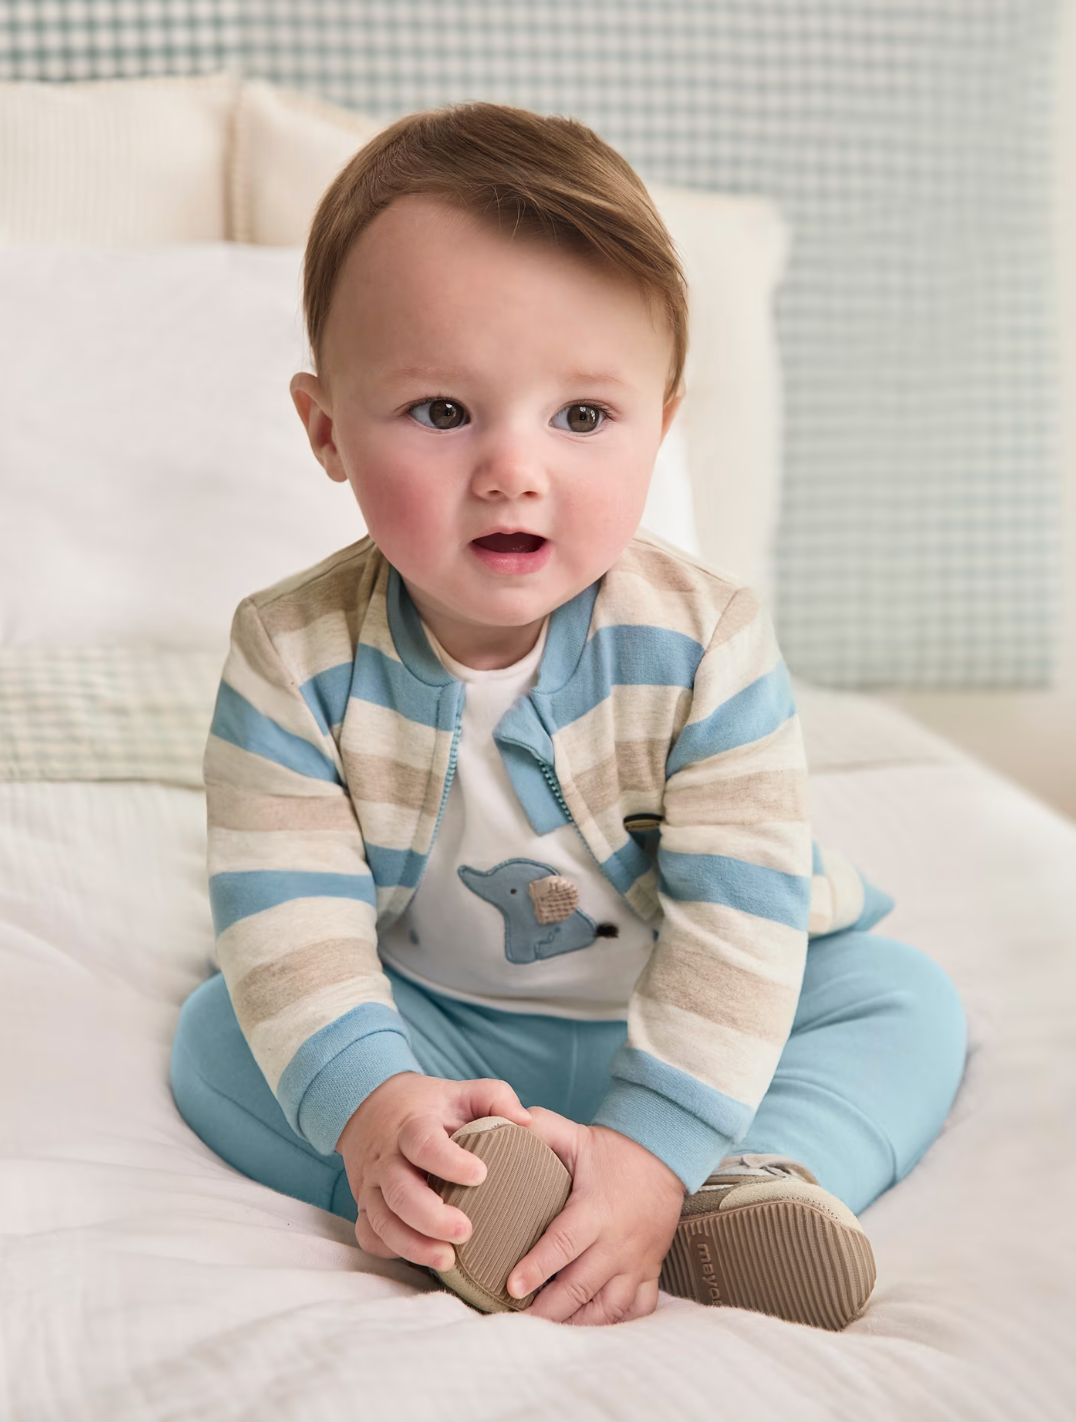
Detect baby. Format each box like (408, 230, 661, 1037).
(171, 102, 968, 1330)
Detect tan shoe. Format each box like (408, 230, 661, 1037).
(426, 1116, 572, 1314)
(660, 1153, 877, 1330)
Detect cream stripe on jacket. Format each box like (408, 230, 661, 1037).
(203, 529, 892, 1192)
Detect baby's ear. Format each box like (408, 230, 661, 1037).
(660, 388, 685, 440)
(289, 371, 348, 483)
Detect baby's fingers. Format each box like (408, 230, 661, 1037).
(354, 1208, 397, 1259)
(566, 1275, 659, 1327)
(398, 1113, 488, 1187)
(454, 1077, 533, 1132)
(522, 1243, 619, 1324)
(363, 1184, 457, 1272)
(507, 1201, 596, 1302)
(379, 1157, 473, 1245)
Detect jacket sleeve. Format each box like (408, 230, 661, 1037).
(202, 597, 424, 1156)
(591, 587, 817, 1193)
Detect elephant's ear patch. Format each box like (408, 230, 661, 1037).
(528, 874, 579, 923)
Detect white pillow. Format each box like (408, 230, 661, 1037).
(232, 81, 788, 596)
(0, 244, 359, 654)
(0, 73, 238, 244)
(642, 414, 699, 557)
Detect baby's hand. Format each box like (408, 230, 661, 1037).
(506, 1108, 687, 1325)
(336, 1072, 533, 1272)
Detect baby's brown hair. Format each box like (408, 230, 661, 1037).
(300, 101, 689, 405)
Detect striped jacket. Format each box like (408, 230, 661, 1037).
(204, 529, 890, 1192)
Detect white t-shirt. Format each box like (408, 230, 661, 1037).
(377, 616, 657, 1019)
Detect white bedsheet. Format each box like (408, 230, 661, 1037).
(1, 692, 1073, 1420)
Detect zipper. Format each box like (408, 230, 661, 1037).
(537, 758, 611, 879)
(428, 691, 465, 854)
(539, 759, 574, 826)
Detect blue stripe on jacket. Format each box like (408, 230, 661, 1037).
(300, 663, 353, 734)
(659, 849, 811, 930)
(549, 624, 704, 727)
(209, 868, 377, 935)
(667, 663, 797, 776)
(210, 682, 341, 783)
(349, 645, 446, 726)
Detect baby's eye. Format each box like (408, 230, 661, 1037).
(408, 397, 468, 430)
(407, 398, 607, 434)
(554, 403, 607, 435)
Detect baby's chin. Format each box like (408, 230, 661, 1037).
(399, 566, 554, 621)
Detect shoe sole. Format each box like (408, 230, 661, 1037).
(427, 1117, 572, 1314)
(660, 1196, 877, 1331)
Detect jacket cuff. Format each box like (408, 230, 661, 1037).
(853, 874, 896, 933)
(277, 1007, 425, 1156)
(591, 1080, 735, 1195)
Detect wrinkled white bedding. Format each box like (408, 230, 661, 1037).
(1, 691, 1074, 1420)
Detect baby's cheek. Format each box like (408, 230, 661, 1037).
(359, 474, 441, 555)
(573, 476, 648, 551)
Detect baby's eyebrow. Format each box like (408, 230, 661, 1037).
(379, 364, 469, 387)
(379, 364, 631, 389)
(563, 369, 632, 389)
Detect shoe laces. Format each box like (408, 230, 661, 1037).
(702, 1153, 819, 1187)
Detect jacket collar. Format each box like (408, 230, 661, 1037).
(379, 557, 601, 835)
(384, 559, 601, 699)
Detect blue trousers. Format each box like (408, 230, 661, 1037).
(170, 930, 968, 1221)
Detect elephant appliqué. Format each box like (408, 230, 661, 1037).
(457, 858, 619, 963)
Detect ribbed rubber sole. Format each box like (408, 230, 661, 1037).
(659, 1197, 877, 1331)
(427, 1117, 572, 1314)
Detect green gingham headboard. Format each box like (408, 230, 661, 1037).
(1, 0, 1064, 690)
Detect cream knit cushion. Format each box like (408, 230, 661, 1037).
(231, 79, 385, 246)
(232, 82, 788, 598)
(0, 72, 238, 244)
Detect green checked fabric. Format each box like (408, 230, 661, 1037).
(1, 0, 1064, 690)
(0, 0, 240, 79)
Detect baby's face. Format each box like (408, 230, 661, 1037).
(291, 193, 682, 668)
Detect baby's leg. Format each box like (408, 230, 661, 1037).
(643, 933, 966, 1327)
(170, 970, 360, 1219)
(168, 964, 604, 1221)
(737, 931, 968, 1216)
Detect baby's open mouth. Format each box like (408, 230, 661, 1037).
(472, 531, 547, 553)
